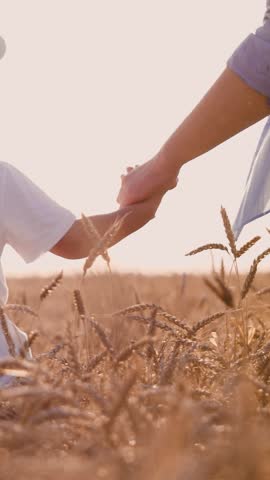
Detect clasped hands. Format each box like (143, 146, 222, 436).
(117, 155, 178, 228)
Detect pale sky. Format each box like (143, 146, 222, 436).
(1, 0, 270, 276)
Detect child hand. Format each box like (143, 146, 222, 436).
(117, 156, 178, 207)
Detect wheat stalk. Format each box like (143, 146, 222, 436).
(81, 213, 111, 267)
(87, 316, 114, 356)
(83, 213, 130, 276)
(73, 289, 86, 317)
(220, 259, 225, 281)
(159, 340, 181, 385)
(204, 276, 234, 308)
(220, 206, 237, 258)
(4, 304, 39, 318)
(146, 307, 158, 360)
(66, 320, 80, 374)
(113, 303, 161, 317)
(236, 236, 261, 258)
(116, 337, 156, 363)
(241, 248, 270, 300)
(0, 307, 16, 357)
(40, 271, 63, 302)
(29, 406, 91, 425)
(106, 372, 137, 431)
(157, 311, 192, 334)
(20, 331, 39, 359)
(213, 274, 235, 308)
(185, 243, 229, 256)
(73, 380, 108, 413)
(85, 350, 108, 374)
(191, 311, 226, 335)
(126, 314, 179, 337)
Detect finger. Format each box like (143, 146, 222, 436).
(126, 166, 133, 174)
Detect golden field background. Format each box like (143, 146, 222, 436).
(1, 259, 270, 479)
(2, 205, 270, 480)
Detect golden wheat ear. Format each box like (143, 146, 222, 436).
(83, 212, 130, 276)
(220, 206, 237, 258)
(236, 236, 261, 258)
(81, 213, 111, 267)
(40, 271, 63, 303)
(185, 243, 229, 256)
(0, 307, 16, 357)
(241, 248, 270, 300)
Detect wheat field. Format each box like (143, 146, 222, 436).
(2, 210, 270, 479)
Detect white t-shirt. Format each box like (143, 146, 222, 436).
(0, 161, 76, 305)
(0, 162, 76, 381)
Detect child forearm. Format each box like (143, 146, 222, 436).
(158, 68, 270, 173)
(50, 197, 160, 260)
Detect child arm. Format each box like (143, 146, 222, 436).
(50, 194, 162, 260)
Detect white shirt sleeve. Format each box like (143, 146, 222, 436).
(1, 162, 76, 263)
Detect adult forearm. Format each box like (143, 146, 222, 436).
(158, 68, 270, 173)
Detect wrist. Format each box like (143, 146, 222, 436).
(155, 145, 184, 177)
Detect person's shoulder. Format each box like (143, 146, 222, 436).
(0, 161, 14, 172)
(0, 162, 22, 177)
(0, 162, 12, 179)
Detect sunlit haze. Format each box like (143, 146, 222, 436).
(1, 0, 269, 277)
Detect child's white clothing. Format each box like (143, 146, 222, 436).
(0, 162, 76, 383)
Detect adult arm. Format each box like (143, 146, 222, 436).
(118, 15, 270, 206)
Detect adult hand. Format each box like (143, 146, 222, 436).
(117, 156, 178, 207)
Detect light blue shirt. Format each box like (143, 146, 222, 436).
(228, 3, 270, 99)
(226, 2, 270, 238)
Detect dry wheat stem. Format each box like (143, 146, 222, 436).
(20, 331, 38, 359)
(83, 213, 130, 276)
(220, 206, 237, 258)
(157, 311, 192, 334)
(220, 259, 225, 282)
(73, 380, 108, 413)
(236, 236, 261, 258)
(113, 303, 162, 317)
(126, 314, 179, 337)
(66, 320, 80, 374)
(185, 243, 229, 257)
(0, 307, 16, 357)
(73, 289, 86, 317)
(147, 308, 158, 359)
(81, 213, 111, 266)
(36, 343, 66, 360)
(28, 406, 92, 425)
(159, 340, 181, 385)
(87, 315, 114, 356)
(204, 276, 234, 308)
(213, 274, 235, 308)
(4, 304, 39, 318)
(116, 337, 157, 363)
(191, 311, 226, 335)
(40, 271, 63, 303)
(241, 248, 270, 300)
(85, 350, 108, 374)
(106, 372, 137, 431)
